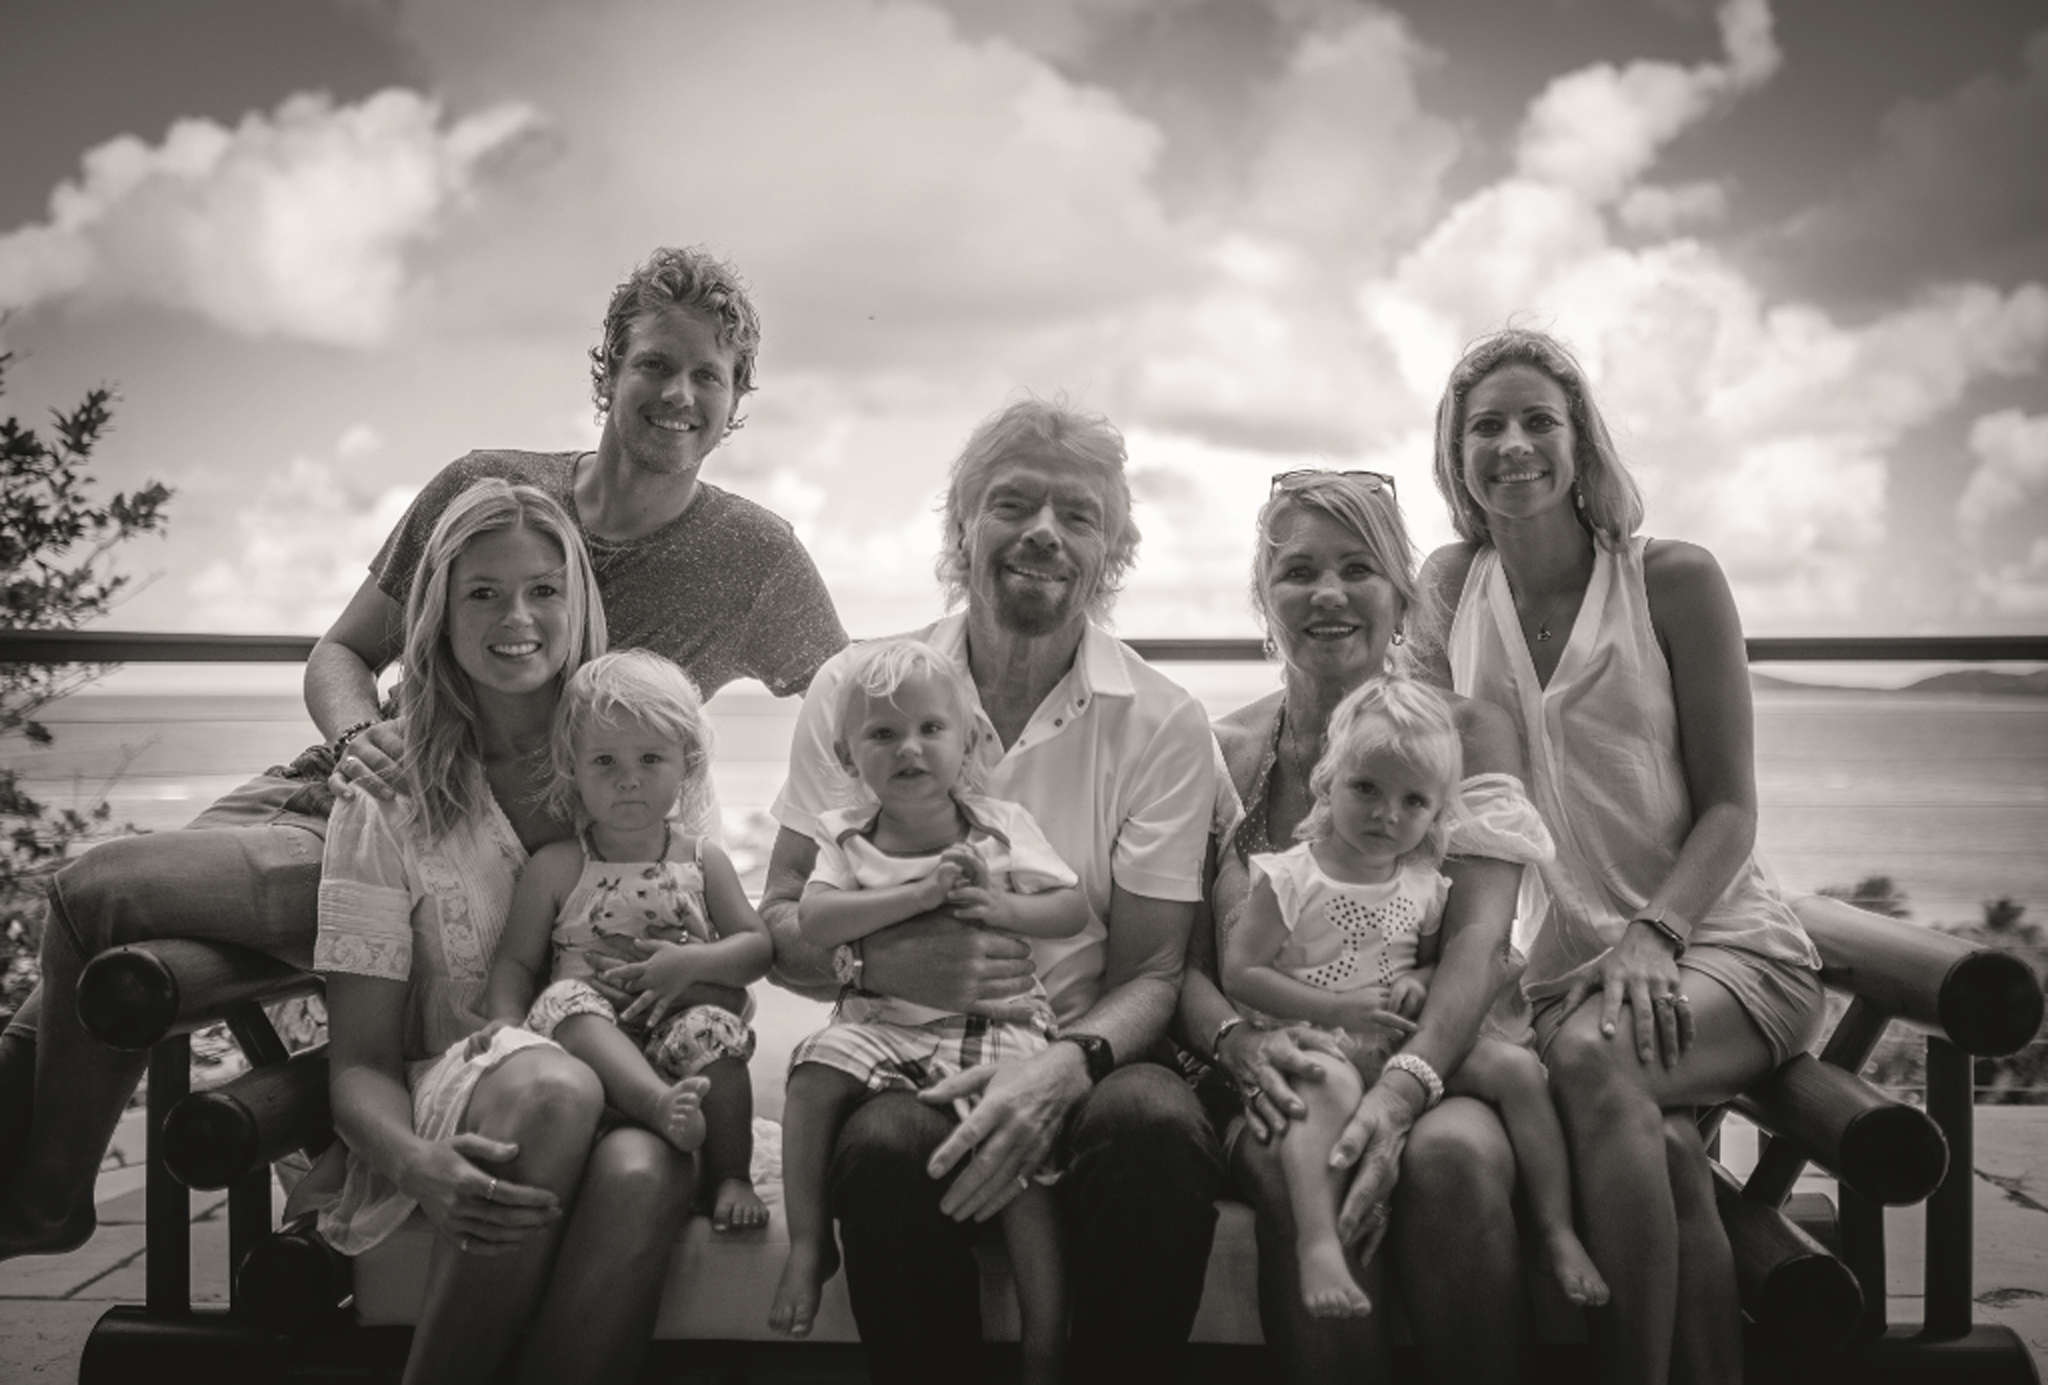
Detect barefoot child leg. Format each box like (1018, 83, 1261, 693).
(1278, 1050, 1373, 1318)
(769, 1062, 866, 1337)
(1450, 1038, 1609, 1307)
(695, 1054, 768, 1230)
(554, 1013, 708, 1152)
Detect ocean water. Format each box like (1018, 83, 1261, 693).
(11, 668, 2047, 931)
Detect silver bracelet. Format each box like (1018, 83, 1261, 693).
(1211, 1013, 1247, 1063)
(1383, 1052, 1444, 1111)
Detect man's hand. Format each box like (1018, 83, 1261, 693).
(920, 1045, 1092, 1222)
(329, 720, 404, 802)
(862, 913, 1039, 1019)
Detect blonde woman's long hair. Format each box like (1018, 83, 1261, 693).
(398, 480, 607, 841)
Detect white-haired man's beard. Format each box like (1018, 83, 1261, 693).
(976, 546, 1091, 637)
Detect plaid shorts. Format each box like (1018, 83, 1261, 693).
(790, 1008, 1056, 1094)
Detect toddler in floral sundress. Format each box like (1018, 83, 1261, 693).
(485, 649, 775, 1230)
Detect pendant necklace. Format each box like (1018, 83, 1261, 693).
(1507, 574, 1579, 644)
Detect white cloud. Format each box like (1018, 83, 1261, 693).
(0, 89, 543, 345)
(1245, 10, 1460, 261)
(1515, 0, 1778, 206)
(1974, 537, 2048, 618)
(1958, 409, 2048, 537)
(186, 453, 418, 632)
(1618, 180, 1727, 236)
(394, 0, 1187, 366)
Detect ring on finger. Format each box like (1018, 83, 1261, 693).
(1014, 1175, 1030, 1194)
(1674, 994, 1691, 1006)
(460, 1235, 471, 1253)
(485, 1177, 498, 1203)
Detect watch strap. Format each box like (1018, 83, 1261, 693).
(1057, 1033, 1115, 1085)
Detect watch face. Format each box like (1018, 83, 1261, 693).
(832, 946, 859, 985)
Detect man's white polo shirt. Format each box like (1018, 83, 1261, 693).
(771, 613, 1216, 1025)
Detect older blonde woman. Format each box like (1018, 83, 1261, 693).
(1178, 470, 1551, 1383)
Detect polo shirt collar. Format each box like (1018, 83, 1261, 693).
(924, 611, 1138, 704)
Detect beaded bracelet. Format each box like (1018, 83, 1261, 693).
(332, 719, 377, 755)
(1383, 1052, 1444, 1111)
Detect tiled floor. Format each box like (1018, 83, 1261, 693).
(4, 1109, 2044, 1383)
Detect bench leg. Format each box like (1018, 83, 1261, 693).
(1924, 1036, 1975, 1341)
(145, 1035, 192, 1317)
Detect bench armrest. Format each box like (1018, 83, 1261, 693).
(78, 939, 319, 1051)
(1792, 895, 2043, 1056)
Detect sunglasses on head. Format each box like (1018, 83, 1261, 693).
(1269, 468, 1397, 499)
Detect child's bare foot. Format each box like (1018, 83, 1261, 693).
(712, 1177, 769, 1232)
(650, 1076, 709, 1153)
(1545, 1227, 1610, 1307)
(1298, 1238, 1373, 1318)
(769, 1236, 840, 1338)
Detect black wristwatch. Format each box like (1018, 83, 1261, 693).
(1056, 1033, 1115, 1086)
(1633, 905, 1691, 958)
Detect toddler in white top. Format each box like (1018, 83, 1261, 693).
(1223, 676, 1608, 1318)
(768, 639, 1085, 1385)
(485, 650, 775, 1231)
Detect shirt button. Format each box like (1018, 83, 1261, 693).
(1054, 718, 1064, 727)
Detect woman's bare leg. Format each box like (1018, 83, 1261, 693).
(516, 1125, 695, 1385)
(404, 1048, 604, 1385)
(1274, 1051, 1371, 1317)
(1545, 973, 1777, 1384)
(1666, 1115, 1743, 1385)
(770, 1062, 866, 1337)
(1000, 1185, 1067, 1385)
(1393, 1096, 1528, 1385)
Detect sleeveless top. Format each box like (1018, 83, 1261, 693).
(548, 827, 712, 986)
(1447, 538, 1818, 998)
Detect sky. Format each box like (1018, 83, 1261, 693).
(4, 0, 2048, 652)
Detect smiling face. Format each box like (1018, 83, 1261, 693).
(962, 450, 1109, 638)
(446, 526, 573, 703)
(836, 669, 972, 817)
(572, 709, 692, 837)
(601, 305, 737, 481)
(1324, 747, 1445, 879)
(1460, 364, 1579, 528)
(1259, 503, 1403, 690)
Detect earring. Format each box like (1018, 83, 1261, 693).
(1574, 483, 1586, 510)
(1392, 628, 1406, 647)
(1261, 633, 1278, 661)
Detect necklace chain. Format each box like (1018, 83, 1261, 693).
(1281, 701, 1319, 789)
(1507, 573, 1580, 644)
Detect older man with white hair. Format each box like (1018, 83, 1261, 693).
(762, 397, 1222, 1385)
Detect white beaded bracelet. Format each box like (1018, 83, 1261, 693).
(1384, 1052, 1444, 1111)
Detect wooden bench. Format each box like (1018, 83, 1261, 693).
(67, 895, 2045, 1384)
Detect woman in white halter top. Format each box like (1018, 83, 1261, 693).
(1420, 329, 1822, 1385)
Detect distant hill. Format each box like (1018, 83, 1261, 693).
(1751, 668, 2048, 697)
